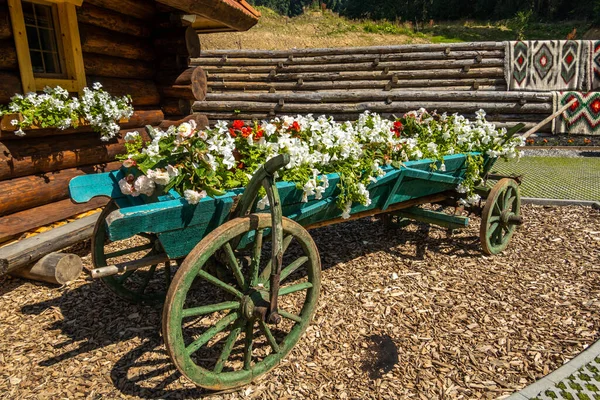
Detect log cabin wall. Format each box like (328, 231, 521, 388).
(190, 42, 554, 132)
(0, 0, 209, 244)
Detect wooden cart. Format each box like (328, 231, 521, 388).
(69, 151, 522, 390)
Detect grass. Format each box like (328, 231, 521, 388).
(490, 156, 600, 201)
(200, 7, 593, 50)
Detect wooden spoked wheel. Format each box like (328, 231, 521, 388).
(480, 178, 522, 255)
(163, 213, 321, 390)
(92, 200, 173, 304)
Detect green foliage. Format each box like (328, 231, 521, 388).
(508, 9, 533, 40)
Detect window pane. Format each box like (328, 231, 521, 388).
(25, 25, 40, 50)
(33, 4, 52, 28)
(42, 51, 60, 74)
(30, 51, 44, 73)
(22, 1, 63, 76)
(39, 28, 57, 52)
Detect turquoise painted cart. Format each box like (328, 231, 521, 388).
(69, 152, 522, 390)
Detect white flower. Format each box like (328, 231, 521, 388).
(122, 159, 136, 168)
(184, 189, 207, 204)
(15, 129, 25, 137)
(198, 130, 208, 140)
(92, 82, 103, 90)
(134, 175, 155, 196)
(177, 121, 197, 138)
(341, 201, 352, 219)
(439, 163, 446, 172)
(257, 194, 270, 210)
(118, 178, 134, 195)
(147, 169, 171, 185)
(166, 165, 179, 177)
(124, 131, 139, 142)
(10, 119, 18, 126)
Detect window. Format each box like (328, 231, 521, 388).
(8, 0, 86, 93)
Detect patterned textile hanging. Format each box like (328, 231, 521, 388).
(552, 91, 600, 135)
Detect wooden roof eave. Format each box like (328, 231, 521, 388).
(156, 0, 260, 32)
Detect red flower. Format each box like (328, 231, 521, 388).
(290, 121, 301, 132)
(232, 120, 244, 130)
(228, 128, 236, 137)
(238, 162, 245, 169)
(241, 127, 252, 138)
(254, 127, 264, 140)
(391, 120, 404, 137)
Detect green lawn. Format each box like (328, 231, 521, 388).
(490, 156, 600, 201)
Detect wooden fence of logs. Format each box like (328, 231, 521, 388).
(191, 42, 552, 132)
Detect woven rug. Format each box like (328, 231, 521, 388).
(588, 40, 600, 90)
(505, 40, 586, 91)
(552, 91, 600, 135)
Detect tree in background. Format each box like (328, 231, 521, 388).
(248, 0, 594, 22)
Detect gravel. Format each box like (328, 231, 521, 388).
(0, 204, 599, 399)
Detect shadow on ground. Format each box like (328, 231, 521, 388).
(18, 215, 484, 398)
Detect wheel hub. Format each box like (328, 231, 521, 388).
(240, 289, 270, 321)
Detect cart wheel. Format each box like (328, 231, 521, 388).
(163, 213, 321, 390)
(480, 178, 522, 255)
(92, 200, 173, 304)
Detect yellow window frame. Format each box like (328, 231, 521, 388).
(8, 0, 86, 94)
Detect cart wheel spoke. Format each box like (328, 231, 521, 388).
(249, 229, 264, 287)
(279, 256, 308, 283)
(279, 281, 313, 296)
(278, 309, 302, 323)
(214, 319, 244, 373)
(492, 225, 503, 244)
(243, 321, 254, 370)
(181, 301, 240, 318)
(259, 234, 294, 282)
(488, 215, 500, 225)
(137, 264, 157, 294)
(222, 242, 245, 289)
(503, 187, 513, 208)
(259, 320, 280, 353)
(104, 243, 155, 259)
(185, 312, 239, 357)
(197, 269, 243, 298)
(117, 269, 136, 284)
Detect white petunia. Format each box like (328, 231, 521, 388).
(184, 189, 207, 204)
(147, 169, 171, 185)
(124, 131, 139, 142)
(134, 175, 155, 196)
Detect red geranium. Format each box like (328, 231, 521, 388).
(290, 121, 301, 132)
(232, 120, 244, 130)
(254, 127, 264, 140)
(391, 120, 404, 137)
(241, 126, 252, 138)
(228, 128, 237, 137)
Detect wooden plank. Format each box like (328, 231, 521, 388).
(7, 0, 34, 92)
(76, 2, 151, 38)
(86, 76, 160, 106)
(0, 39, 17, 70)
(83, 53, 155, 79)
(85, 0, 155, 20)
(78, 23, 156, 61)
(57, 2, 87, 93)
(194, 100, 551, 114)
(204, 90, 552, 103)
(0, 4, 12, 40)
(198, 42, 505, 58)
(0, 161, 121, 217)
(69, 169, 125, 203)
(395, 206, 469, 229)
(0, 214, 99, 275)
(192, 50, 506, 66)
(201, 58, 503, 74)
(0, 197, 107, 243)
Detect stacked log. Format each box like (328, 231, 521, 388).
(192, 43, 553, 132)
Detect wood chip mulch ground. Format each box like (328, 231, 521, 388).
(1, 204, 599, 399)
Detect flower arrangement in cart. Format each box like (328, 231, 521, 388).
(118, 109, 524, 218)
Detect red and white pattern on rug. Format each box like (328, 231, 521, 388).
(552, 91, 600, 135)
(506, 40, 586, 91)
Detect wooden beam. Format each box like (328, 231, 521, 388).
(155, 0, 258, 32)
(10, 252, 83, 285)
(0, 197, 107, 243)
(0, 214, 99, 275)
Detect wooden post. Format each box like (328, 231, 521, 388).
(156, 66, 208, 101)
(11, 252, 83, 285)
